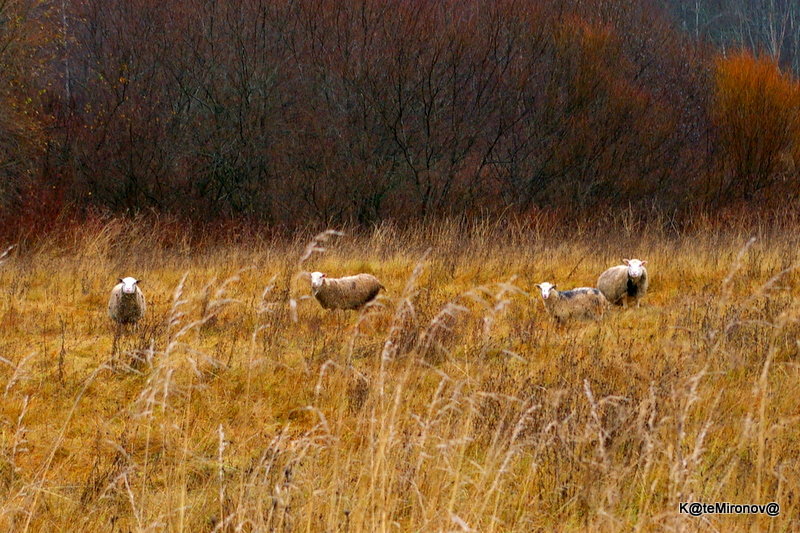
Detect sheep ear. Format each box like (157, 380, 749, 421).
(534, 283, 541, 289)
(641, 260, 647, 265)
(118, 278, 124, 284)
(135, 279, 142, 285)
(552, 284, 557, 290)
(622, 259, 630, 265)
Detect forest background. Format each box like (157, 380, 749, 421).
(1, 0, 800, 236)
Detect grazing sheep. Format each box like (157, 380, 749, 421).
(108, 277, 146, 325)
(597, 259, 649, 308)
(535, 282, 607, 323)
(310, 272, 384, 310)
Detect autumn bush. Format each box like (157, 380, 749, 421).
(0, 0, 51, 214)
(0, 0, 797, 231)
(0, 0, 724, 230)
(712, 51, 800, 201)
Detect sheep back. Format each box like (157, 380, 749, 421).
(314, 274, 383, 310)
(548, 288, 607, 321)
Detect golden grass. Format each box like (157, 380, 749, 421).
(0, 217, 799, 531)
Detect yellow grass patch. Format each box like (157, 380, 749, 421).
(0, 220, 798, 531)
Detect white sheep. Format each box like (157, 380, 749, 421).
(310, 272, 384, 310)
(597, 259, 649, 308)
(108, 277, 146, 324)
(535, 282, 608, 323)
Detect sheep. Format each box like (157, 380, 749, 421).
(310, 271, 384, 310)
(597, 259, 649, 308)
(108, 277, 146, 325)
(535, 282, 607, 323)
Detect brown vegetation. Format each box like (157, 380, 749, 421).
(0, 0, 797, 234)
(0, 215, 798, 530)
(712, 51, 800, 200)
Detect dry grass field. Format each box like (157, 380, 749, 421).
(0, 215, 799, 531)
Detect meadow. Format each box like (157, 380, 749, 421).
(0, 214, 798, 531)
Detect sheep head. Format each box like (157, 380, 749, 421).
(118, 277, 141, 294)
(535, 282, 556, 299)
(310, 271, 327, 289)
(622, 259, 647, 279)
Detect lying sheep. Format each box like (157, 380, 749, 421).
(108, 277, 146, 324)
(310, 272, 384, 310)
(597, 259, 649, 308)
(535, 282, 607, 323)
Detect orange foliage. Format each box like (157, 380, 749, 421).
(712, 51, 800, 199)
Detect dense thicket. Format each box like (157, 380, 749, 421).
(1, 0, 798, 233)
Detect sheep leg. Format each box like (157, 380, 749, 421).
(111, 327, 120, 356)
(333, 309, 346, 337)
